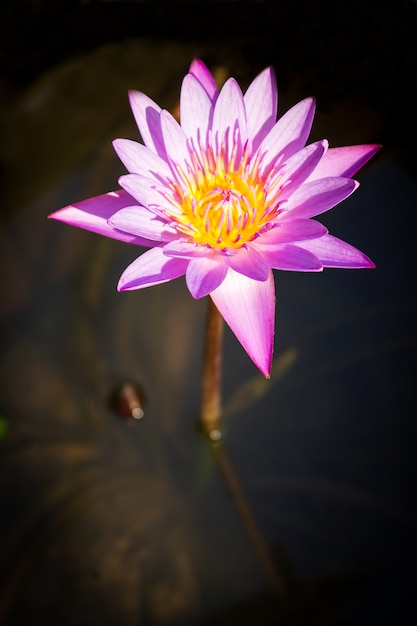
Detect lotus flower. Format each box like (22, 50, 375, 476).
(49, 59, 378, 377)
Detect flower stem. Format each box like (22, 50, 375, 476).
(199, 297, 286, 595)
(199, 297, 224, 434)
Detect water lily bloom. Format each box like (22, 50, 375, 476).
(49, 59, 378, 377)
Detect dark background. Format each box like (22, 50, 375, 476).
(2, 0, 417, 156)
(1, 1, 416, 625)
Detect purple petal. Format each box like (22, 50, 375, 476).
(108, 206, 175, 241)
(160, 109, 191, 174)
(49, 190, 156, 246)
(260, 218, 327, 244)
(224, 246, 270, 281)
(128, 90, 167, 159)
(112, 138, 171, 179)
(274, 140, 328, 201)
(180, 73, 214, 144)
(257, 97, 316, 169)
(307, 144, 381, 180)
(297, 234, 376, 268)
(210, 269, 275, 377)
(244, 67, 278, 150)
(162, 240, 210, 258)
(211, 77, 247, 162)
(253, 242, 323, 271)
(118, 174, 175, 214)
(117, 246, 188, 291)
(186, 256, 228, 298)
(189, 59, 219, 101)
(281, 177, 358, 220)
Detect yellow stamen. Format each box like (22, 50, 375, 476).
(165, 141, 282, 250)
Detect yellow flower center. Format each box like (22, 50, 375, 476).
(165, 141, 282, 250)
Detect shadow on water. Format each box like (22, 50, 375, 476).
(1, 3, 417, 625)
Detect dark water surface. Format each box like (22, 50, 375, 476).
(1, 5, 417, 625)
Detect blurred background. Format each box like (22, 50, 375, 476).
(0, 1, 416, 624)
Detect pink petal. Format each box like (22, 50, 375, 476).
(211, 269, 275, 377)
(297, 234, 376, 268)
(260, 218, 327, 244)
(128, 90, 167, 159)
(186, 255, 228, 298)
(244, 66, 278, 150)
(257, 97, 316, 169)
(180, 73, 214, 142)
(189, 59, 219, 101)
(253, 242, 323, 271)
(112, 138, 171, 179)
(49, 190, 155, 246)
(108, 206, 174, 242)
(224, 245, 270, 281)
(307, 144, 381, 180)
(117, 246, 188, 291)
(281, 177, 358, 220)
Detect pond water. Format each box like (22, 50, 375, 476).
(0, 34, 416, 626)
